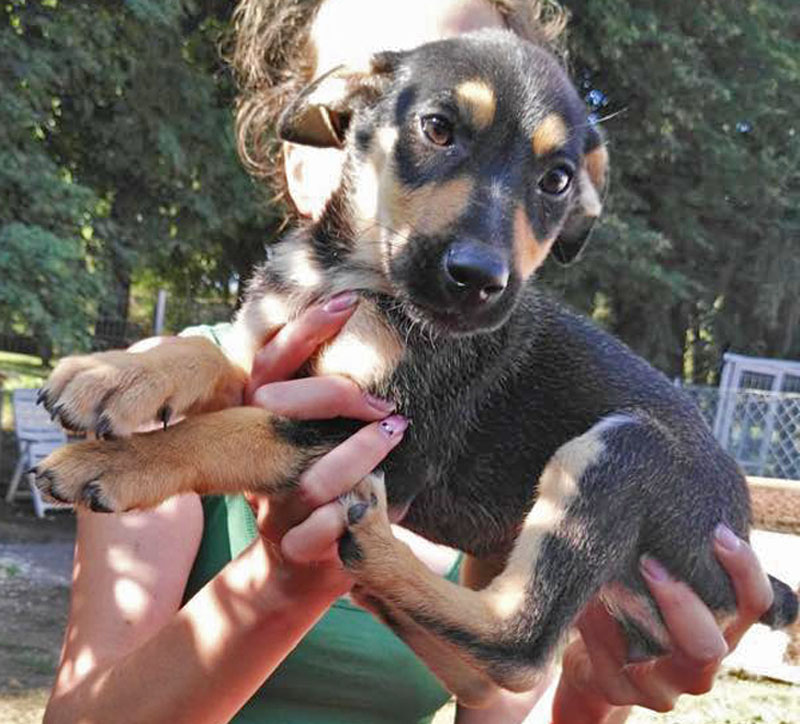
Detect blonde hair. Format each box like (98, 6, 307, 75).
(231, 0, 568, 206)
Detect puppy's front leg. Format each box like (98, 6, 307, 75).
(34, 407, 317, 511)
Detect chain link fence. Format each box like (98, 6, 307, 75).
(682, 384, 800, 481)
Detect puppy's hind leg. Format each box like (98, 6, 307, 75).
(340, 418, 649, 695)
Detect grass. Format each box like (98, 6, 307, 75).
(0, 351, 49, 482)
(0, 563, 21, 578)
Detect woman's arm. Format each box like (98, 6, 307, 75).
(44, 295, 405, 724)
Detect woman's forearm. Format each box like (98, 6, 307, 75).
(45, 538, 346, 724)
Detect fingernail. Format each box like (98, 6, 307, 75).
(364, 393, 396, 413)
(379, 414, 409, 437)
(714, 523, 741, 552)
(640, 555, 670, 582)
(323, 291, 358, 313)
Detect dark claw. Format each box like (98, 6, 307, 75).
(338, 532, 364, 565)
(80, 482, 113, 513)
(95, 415, 115, 440)
(347, 502, 369, 525)
(49, 404, 61, 422)
(158, 405, 172, 430)
(31, 468, 69, 503)
(36, 388, 49, 407)
(47, 482, 72, 505)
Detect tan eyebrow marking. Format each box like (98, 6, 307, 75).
(531, 113, 568, 156)
(456, 80, 497, 131)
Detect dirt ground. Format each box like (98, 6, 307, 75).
(0, 499, 74, 723)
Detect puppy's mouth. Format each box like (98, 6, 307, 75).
(403, 300, 509, 336)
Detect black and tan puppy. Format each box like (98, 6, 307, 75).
(34, 30, 797, 704)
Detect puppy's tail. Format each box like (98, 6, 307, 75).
(759, 575, 799, 629)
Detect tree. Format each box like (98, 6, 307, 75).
(544, 0, 800, 380)
(1, 0, 278, 355)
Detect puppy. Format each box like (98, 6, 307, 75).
(35, 30, 797, 704)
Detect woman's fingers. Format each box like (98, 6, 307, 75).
(640, 556, 728, 696)
(297, 415, 408, 509)
(641, 556, 729, 665)
(252, 376, 395, 420)
(276, 415, 407, 562)
(712, 524, 774, 648)
(281, 502, 345, 563)
(246, 291, 359, 398)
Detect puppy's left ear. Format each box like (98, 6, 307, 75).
(551, 123, 609, 265)
(278, 52, 402, 149)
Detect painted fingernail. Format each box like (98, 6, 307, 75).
(640, 555, 670, 582)
(364, 393, 396, 413)
(714, 523, 741, 551)
(379, 414, 409, 437)
(323, 291, 358, 313)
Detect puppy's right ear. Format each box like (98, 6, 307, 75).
(551, 123, 609, 265)
(278, 52, 402, 149)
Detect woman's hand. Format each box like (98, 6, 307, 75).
(243, 291, 407, 597)
(551, 525, 775, 724)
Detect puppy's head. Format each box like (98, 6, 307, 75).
(279, 30, 607, 334)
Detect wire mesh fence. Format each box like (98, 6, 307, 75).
(682, 384, 800, 481)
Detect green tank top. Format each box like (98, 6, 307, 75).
(182, 493, 458, 723)
(179, 322, 458, 722)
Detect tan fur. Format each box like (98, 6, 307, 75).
(344, 478, 543, 693)
(386, 177, 475, 241)
(531, 112, 567, 156)
(456, 80, 497, 131)
(314, 300, 405, 389)
(480, 426, 605, 621)
(512, 206, 554, 279)
(43, 338, 247, 437)
(584, 143, 609, 192)
(336, 427, 606, 694)
(40, 407, 310, 511)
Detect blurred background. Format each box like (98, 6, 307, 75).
(0, 1, 799, 722)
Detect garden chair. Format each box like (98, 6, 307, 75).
(4, 388, 70, 518)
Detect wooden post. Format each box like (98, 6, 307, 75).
(153, 289, 168, 336)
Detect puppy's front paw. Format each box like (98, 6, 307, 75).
(32, 438, 158, 512)
(39, 339, 244, 438)
(338, 471, 394, 570)
(38, 351, 177, 438)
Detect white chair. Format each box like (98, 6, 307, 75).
(5, 388, 70, 518)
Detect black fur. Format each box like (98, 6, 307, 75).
(264, 29, 798, 668)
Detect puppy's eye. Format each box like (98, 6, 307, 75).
(420, 115, 454, 146)
(538, 166, 573, 196)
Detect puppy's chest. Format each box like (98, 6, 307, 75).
(313, 303, 406, 391)
(237, 284, 406, 392)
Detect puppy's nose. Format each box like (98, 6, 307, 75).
(443, 242, 509, 303)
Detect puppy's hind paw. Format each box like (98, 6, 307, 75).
(337, 471, 392, 568)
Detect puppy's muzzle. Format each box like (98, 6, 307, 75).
(442, 241, 509, 308)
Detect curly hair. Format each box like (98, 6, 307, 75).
(230, 0, 569, 211)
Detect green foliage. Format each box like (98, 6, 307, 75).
(545, 0, 800, 380)
(2, 0, 798, 380)
(1, 0, 276, 354)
